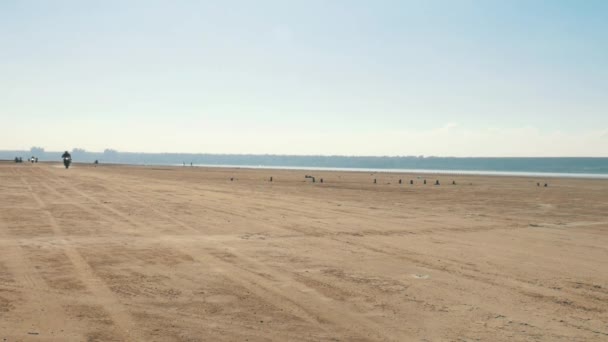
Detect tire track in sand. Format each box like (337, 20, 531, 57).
(74, 167, 608, 336)
(0, 168, 86, 338)
(37, 165, 401, 341)
(0, 212, 72, 337)
(17, 168, 145, 341)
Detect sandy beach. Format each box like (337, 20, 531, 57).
(0, 162, 607, 341)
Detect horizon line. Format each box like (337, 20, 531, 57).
(1, 148, 607, 159)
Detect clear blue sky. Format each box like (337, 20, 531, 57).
(1, 0, 607, 156)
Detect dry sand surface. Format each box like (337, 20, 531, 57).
(0, 162, 607, 341)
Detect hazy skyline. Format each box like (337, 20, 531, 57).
(2, 0, 607, 156)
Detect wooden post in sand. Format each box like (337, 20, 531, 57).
(423, 179, 427, 185)
(270, 176, 273, 182)
(320, 178, 323, 183)
(435, 180, 440, 185)
(399, 179, 402, 184)
(374, 179, 377, 184)
(452, 180, 456, 185)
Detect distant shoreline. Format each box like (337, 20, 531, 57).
(175, 163, 608, 179)
(28, 160, 608, 180)
(3, 150, 608, 178)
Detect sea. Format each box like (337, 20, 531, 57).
(174, 164, 608, 179)
(3, 150, 608, 179)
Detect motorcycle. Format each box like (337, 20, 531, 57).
(63, 157, 72, 169)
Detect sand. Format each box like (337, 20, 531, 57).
(0, 162, 607, 341)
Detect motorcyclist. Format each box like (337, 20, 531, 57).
(61, 151, 72, 169)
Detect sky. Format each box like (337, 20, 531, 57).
(1, 0, 607, 156)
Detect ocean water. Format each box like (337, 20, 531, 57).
(172, 157, 608, 179)
(182, 164, 608, 179)
(3, 150, 608, 179)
